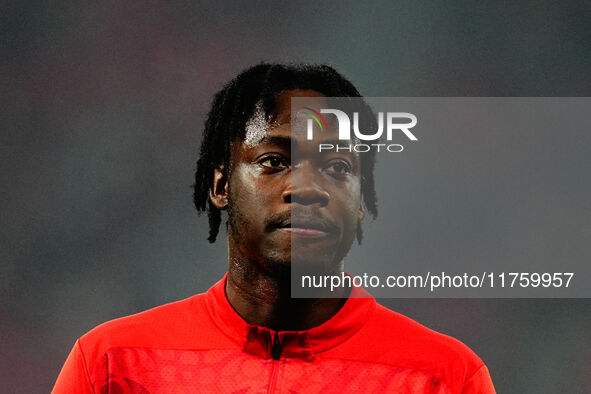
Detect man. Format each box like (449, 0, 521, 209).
(53, 63, 495, 393)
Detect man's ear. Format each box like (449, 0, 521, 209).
(209, 167, 228, 210)
(356, 202, 365, 244)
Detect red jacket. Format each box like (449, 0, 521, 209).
(53, 275, 495, 393)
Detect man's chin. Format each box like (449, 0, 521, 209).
(260, 253, 342, 279)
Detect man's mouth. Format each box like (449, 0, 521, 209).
(283, 227, 327, 236)
(266, 210, 339, 238)
(275, 218, 335, 237)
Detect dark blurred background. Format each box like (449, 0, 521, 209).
(1, 1, 590, 393)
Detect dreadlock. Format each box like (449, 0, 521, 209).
(193, 63, 378, 243)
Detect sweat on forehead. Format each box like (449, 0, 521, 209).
(244, 102, 276, 147)
(243, 91, 325, 147)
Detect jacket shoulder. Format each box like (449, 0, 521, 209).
(77, 291, 217, 360)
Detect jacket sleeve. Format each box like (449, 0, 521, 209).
(52, 340, 94, 394)
(462, 364, 496, 394)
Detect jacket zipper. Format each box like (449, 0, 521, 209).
(268, 332, 283, 393)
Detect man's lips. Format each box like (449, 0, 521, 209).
(274, 218, 337, 237)
(282, 227, 328, 236)
(265, 210, 339, 236)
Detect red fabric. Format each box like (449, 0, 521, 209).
(53, 275, 495, 393)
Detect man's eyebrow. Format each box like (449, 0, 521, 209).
(255, 135, 294, 148)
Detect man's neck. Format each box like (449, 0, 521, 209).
(225, 258, 348, 332)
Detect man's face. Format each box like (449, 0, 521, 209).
(223, 90, 363, 274)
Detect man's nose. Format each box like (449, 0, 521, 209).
(282, 164, 330, 206)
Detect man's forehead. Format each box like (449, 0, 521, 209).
(243, 117, 341, 149)
(244, 92, 335, 147)
(274, 92, 327, 124)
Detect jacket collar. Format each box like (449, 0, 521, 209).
(204, 273, 376, 360)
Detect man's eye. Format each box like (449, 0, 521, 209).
(326, 160, 351, 174)
(260, 156, 287, 169)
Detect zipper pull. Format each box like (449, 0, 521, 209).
(271, 331, 282, 360)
